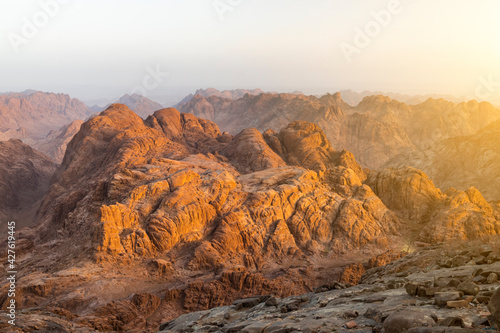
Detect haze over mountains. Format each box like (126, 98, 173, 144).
(387, 118, 500, 201)
(1, 87, 499, 196)
(175, 88, 268, 106)
(177, 92, 500, 170)
(338, 89, 470, 107)
(107, 94, 164, 119)
(0, 90, 93, 141)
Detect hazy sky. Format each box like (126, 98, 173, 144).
(1, 0, 500, 104)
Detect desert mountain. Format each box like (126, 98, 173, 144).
(339, 89, 468, 107)
(32, 120, 84, 163)
(386, 118, 500, 201)
(0, 91, 94, 141)
(175, 88, 268, 106)
(110, 93, 164, 118)
(1, 104, 498, 332)
(177, 93, 500, 169)
(0, 139, 56, 232)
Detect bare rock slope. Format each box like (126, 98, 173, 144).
(161, 240, 500, 332)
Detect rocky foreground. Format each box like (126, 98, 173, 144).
(160, 241, 500, 332)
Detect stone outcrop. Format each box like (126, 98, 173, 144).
(368, 167, 500, 243)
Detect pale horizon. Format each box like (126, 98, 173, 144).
(2, 0, 500, 104)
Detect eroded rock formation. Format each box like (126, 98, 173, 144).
(1, 104, 499, 332)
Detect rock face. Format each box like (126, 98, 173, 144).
(0, 139, 56, 230)
(111, 93, 164, 119)
(0, 90, 94, 141)
(177, 92, 500, 169)
(2, 104, 499, 332)
(386, 119, 500, 201)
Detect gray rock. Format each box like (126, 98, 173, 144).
(437, 316, 464, 327)
(383, 308, 436, 333)
(457, 281, 479, 296)
(407, 327, 482, 332)
(233, 296, 270, 310)
(478, 244, 493, 257)
(434, 292, 461, 306)
(487, 273, 498, 284)
(471, 275, 486, 284)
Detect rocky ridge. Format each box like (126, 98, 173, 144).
(175, 88, 270, 107)
(0, 91, 94, 141)
(177, 93, 500, 169)
(338, 89, 468, 107)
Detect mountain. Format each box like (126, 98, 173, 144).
(339, 89, 468, 107)
(175, 88, 300, 106)
(386, 118, 500, 201)
(111, 93, 164, 118)
(0, 91, 94, 141)
(0, 139, 56, 232)
(177, 92, 500, 169)
(32, 120, 84, 163)
(1, 104, 498, 332)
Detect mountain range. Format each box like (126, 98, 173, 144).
(338, 89, 470, 106)
(386, 118, 500, 201)
(0, 90, 93, 141)
(0, 103, 499, 331)
(177, 92, 500, 170)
